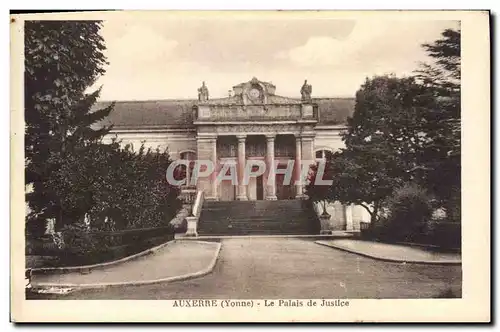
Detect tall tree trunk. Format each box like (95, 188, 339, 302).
(322, 200, 328, 215)
(369, 203, 379, 229)
(55, 206, 63, 232)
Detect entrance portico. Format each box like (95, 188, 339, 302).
(193, 77, 318, 201)
(197, 132, 314, 201)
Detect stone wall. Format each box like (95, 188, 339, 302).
(103, 130, 196, 159)
(313, 125, 346, 152)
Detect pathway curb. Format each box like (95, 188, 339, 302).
(315, 240, 461, 265)
(30, 239, 178, 275)
(177, 232, 355, 240)
(32, 241, 222, 289)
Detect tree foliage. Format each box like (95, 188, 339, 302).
(25, 21, 113, 163)
(25, 21, 114, 229)
(415, 28, 461, 220)
(25, 21, 181, 233)
(48, 140, 181, 231)
(382, 183, 433, 241)
(346, 75, 438, 179)
(324, 75, 436, 224)
(305, 161, 334, 216)
(321, 28, 461, 225)
(416, 28, 460, 95)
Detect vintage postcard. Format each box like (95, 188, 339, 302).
(11, 10, 490, 322)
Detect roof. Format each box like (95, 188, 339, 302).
(94, 99, 197, 130)
(94, 97, 355, 130)
(313, 98, 356, 125)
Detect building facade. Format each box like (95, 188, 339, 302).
(99, 78, 368, 230)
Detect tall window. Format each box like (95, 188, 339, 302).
(315, 149, 334, 162)
(217, 137, 237, 158)
(275, 135, 295, 158)
(179, 151, 196, 187)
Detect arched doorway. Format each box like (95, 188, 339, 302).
(179, 150, 197, 187)
(275, 134, 296, 200)
(217, 136, 238, 201)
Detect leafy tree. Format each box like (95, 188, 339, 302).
(40, 135, 181, 232)
(95, 142, 181, 230)
(328, 75, 436, 225)
(24, 21, 182, 236)
(416, 28, 460, 97)
(346, 75, 438, 175)
(326, 150, 402, 225)
(415, 28, 461, 221)
(305, 161, 334, 216)
(322, 28, 461, 228)
(25, 21, 114, 230)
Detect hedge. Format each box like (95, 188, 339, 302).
(361, 221, 461, 252)
(26, 225, 175, 267)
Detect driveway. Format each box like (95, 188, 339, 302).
(28, 237, 461, 299)
(31, 241, 219, 287)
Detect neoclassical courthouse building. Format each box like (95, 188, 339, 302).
(99, 78, 369, 232)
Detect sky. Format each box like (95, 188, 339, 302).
(92, 15, 459, 101)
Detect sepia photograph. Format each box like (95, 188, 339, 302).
(10, 10, 490, 322)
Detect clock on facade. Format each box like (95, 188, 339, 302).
(248, 88, 261, 100)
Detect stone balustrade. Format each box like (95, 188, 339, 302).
(196, 104, 318, 122)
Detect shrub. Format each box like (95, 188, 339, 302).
(25, 214, 48, 239)
(174, 219, 188, 234)
(58, 223, 109, 264)
(382, 183, 433, 242)
(27, 141, 181, 233)
(49, 224, 175, 266)
(446, 187, 461, 224)
(425, 220, 461, 251)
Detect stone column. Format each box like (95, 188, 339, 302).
(295, 135, 305, 199)
(301, 135, 315, 164)
(265, 134, 277, 200)
(301, 135, 315, 199)
(345, 204, 354, 231)
(196, 137, 216, 199)
(351, 205, 365, 231)
(236, 134, 248, 200)
(210, 137, 218, 200)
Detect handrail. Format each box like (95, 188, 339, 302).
(185, 190, 204, 237)
(191, 190, 204, 217)
(179, 186, 197, 205)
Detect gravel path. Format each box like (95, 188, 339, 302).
(316, 239, 461, 263)
(29, 237, 461, 299)
(31, 241, 219, 286)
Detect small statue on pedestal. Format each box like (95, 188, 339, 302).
(198, 81, 209, 102)
(300, 79, 312, 102)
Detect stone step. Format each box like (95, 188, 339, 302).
(199, 225, 314, 232)
(199, 215, 317, 222)
(203, 200, 310, 208)
(200, 207, 310, 213)
(199, 212, 313, 219)
(198, 230, 312, 236)
(198, 199, 320, 236)
(199, 223, 316, 230)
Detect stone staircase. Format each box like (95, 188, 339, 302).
(198, 200, 321, 236)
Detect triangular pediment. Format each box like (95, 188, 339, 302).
(232, 77, 276, 97)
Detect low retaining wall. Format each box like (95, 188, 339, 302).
(30, 240, 177, 275)
(26, 226, 175, 269)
